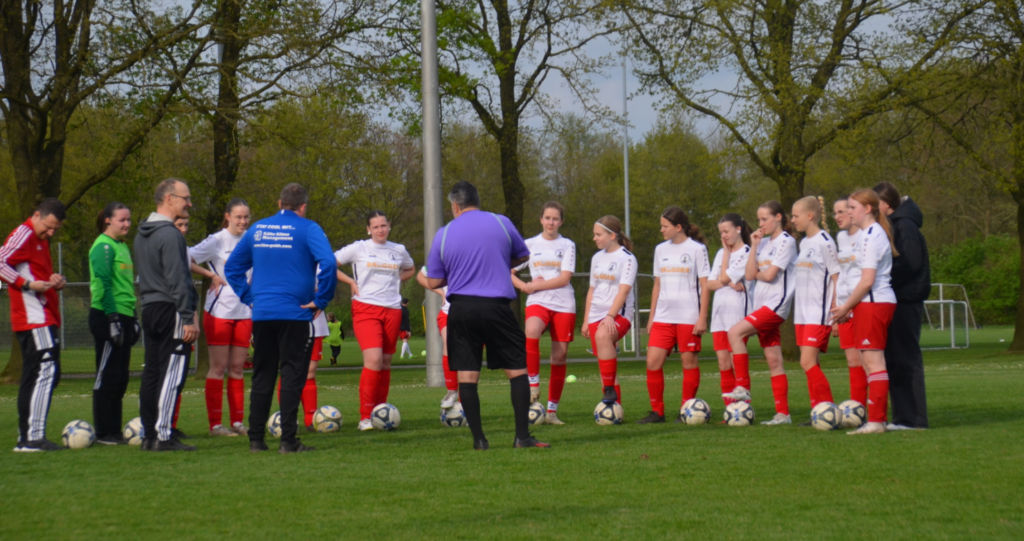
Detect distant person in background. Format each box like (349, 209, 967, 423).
(399, 298, 413, 359)
(1, 198, 67, 452)
(874, 182, 930, 430)
(135, 178, 200, 451)
(326, 313, 345, 366)
(89, 202, 139, 445)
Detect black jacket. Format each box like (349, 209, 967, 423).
(889, 197, 930, 303)
(135, 213, 198, 325)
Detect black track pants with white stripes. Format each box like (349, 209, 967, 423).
(89, 308, 138, 439)
(16, 326, 61, 443)
(140, 302, 190, 443)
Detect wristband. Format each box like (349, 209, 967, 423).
(21, 281, 31, 291)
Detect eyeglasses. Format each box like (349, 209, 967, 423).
(170, 194, 192, 203)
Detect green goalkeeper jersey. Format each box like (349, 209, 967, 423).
(89, 234, 136, 316)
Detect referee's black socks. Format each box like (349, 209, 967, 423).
(459, 383, 486, 442)
(509, 375, 531, 440)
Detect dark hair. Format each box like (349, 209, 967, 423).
(541, 201, 565, 221)
(366, 210, 388, 226)
(401, 297, 409, 304)
(872, 182, 902, 211)
(35, 198, 67, 221)
(96, 202, 129, 233)
(759, 200, 795, 236)
(221, 198, 249, 229)
(154, 178, 184, 205)
(596, 215, 632, 251)
(327, 312, 336, 323)
(661, 207, 705, 244)
(448, 181, 480, 209)
(279, 183, 308, 210)
(719, 213, 752, 247)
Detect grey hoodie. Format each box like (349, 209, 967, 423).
(134, 212, 197, 325)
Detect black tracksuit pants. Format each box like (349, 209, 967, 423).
(89, 308, 138, 439)
(249, 320, 313, 445)
(140, 302, 191, 442)
(885, 302, 929, 428)
(16, 326, 61, 443)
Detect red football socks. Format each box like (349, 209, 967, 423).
(205, 378, 224, 429)
(849, 367, 868, 406)
(227, 377, 245, 426)
(733, 353, 750, 390)
(442, 355, 458, 391)
(359, 368, 381, 420)
(548, 363, 567, 411)
(804, 365, 834, 407)
(646, 369, 665, 416)
(301, 378, 317, 427)
(526, 338, 541, 387)
(615, 384, 622, 404)
(720, 369, 736, 405)
(598, 358, 617, 388)
(771, 374, 790, 415)
(867, 371, 889, 423)
(682, 368, 701, 402)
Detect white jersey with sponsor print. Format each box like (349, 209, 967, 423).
(313, 310, 328, 338)
(420, 266, 450, 314)
(835, 230, 861, 306)
(794, 231, 841, 325)
(189, 229, 252, 320)
(846, 223, 896, 304)
(335, 240, 415, 309)
(752, 232, 798, 319)
(517, 234, 577, 313)
(710, 246, 755, 333)
(652, 238, 711, 325)
(588, 247, 637, 324)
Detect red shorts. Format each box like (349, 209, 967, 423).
(649, 322, 702, 352)
(745, 307, 786, 348)
(796, 324, 831, 353)
(838, 320, 856, 350)
(587, 316, 631, 355)
(437, 311, 448, 331)
(203, 313, 252, 348)
(352, 300, 402, 354)
(310, 337, 323, 362)
(852, 302, 896, 350)
(398, 331, 411, 340)
(711, 331, 749, 352)
(525, 304, 576, 342)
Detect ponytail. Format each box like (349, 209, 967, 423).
(759, 200, 795, 236)
(794, 195, 828, 232)
(817, 196, 827, 230)
(719, 213, 752, 246)
(596, 215, 632, 251)
(96, 202, 129, 234)
(661, 206, 705, 244)
(850, 189, 900, 257)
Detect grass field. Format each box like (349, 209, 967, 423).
(0, 327, 1021, 539)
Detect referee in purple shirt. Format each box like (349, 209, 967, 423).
(426, 182, 549, 450)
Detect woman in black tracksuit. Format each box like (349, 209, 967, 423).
(874, 182, 930, 429)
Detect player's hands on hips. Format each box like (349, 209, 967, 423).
(183, 323, 200, 344)
(210, 275, 226, 294)
(693, 319, 707, 336)
(300, 301, 322, 321)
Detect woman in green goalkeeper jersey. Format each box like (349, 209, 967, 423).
(89, 202, 139, 445)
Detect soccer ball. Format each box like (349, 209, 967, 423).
(267, 411, 283, 438)
(838, 400, 867, 428)
(62, 420, 95, 449)
(314, 405, 342, 432)
(440, 402, 467, 427)
(810, 401, 840, 431)
(371, 403, 401, 431)
(123, 417, 144, 445)
(724, 401, 755, 426)
(681, 398, 711, 425)
(527, 402, 546, 426)
(594, 401, 624, 425)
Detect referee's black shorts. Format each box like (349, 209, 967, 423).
(447, 295, 526, 372)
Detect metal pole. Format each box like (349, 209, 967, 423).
(938, 283, 945, 330)
(58, 243, 65, 350)
(622, 51, 630, 238)
(421, 0, 444, 387)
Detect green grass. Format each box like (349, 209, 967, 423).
(0, 328, 1021, 539)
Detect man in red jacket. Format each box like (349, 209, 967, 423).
(0, 199, 68, 452)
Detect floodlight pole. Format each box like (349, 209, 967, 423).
(421, 0, 444, 387)
(622, 49, 630, 238)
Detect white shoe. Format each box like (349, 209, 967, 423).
(722, 386, 751, 402)
(849, 422, 886, 435)
(530, 386, 540, 403)
(546, 412, 565, 425)
(231, 422, 248, 436)
(885, 423, 922, 431)
(357, 419, 374, 431)
(440, 390, 459, 409)
(760, 413, 792, 426)
(210, 425, 238, 437)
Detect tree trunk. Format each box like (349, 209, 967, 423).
(775, 167, 805, 361)
(210, 0, 243, 237)
(1009, 108, 1024, 351)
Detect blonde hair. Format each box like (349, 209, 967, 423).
(795, 195, 828, 230)
(849, 190, 899, 257)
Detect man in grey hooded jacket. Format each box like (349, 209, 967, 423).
(134, 178, 199, 451)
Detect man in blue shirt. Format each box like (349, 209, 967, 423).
(226, 183, 336, 454)
(426, 182, 549, 450)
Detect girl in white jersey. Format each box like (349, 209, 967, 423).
(417, 266, 459, 408)
(707, 214, 754, 410)
(830, 190, 899, 435)
(335, 210, 416, 431)
(637, 208, 710, 425)
(188, 199, 252, 437)
(832, 198, 866, 407)
(583, 215, 637, 407)
(724, 201, 798, 426)
(791, 196, 840, 417)
(511, 202, 577, 424)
